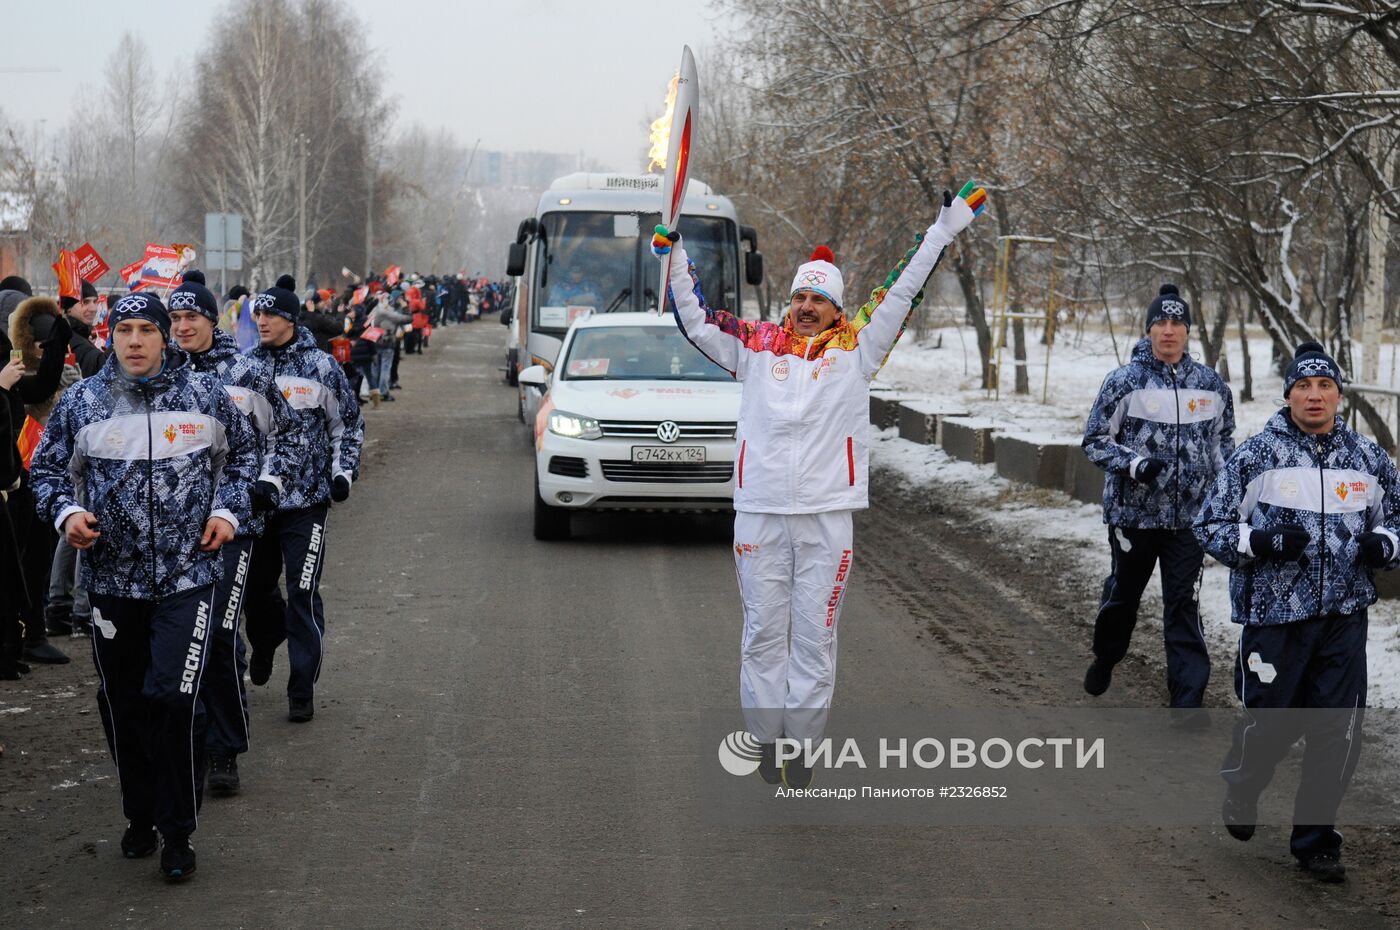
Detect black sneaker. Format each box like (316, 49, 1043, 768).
(1222, 792, 1256, 841)
(758, 743, 782, 785)
(22, 640, 70, 665)
(287, 698, 314, 723)
(46, 616, 73, 637)
(71, 619, 93, 639)
(249, 651, 273, 686)
(782, 757, 814, 789)
(1299, 851, 1346, 883)
(1083, 659, 1113, 696)
(121, 822, 158, 859)
(207, 754, 241, 794)
(159, 835, 196, 880)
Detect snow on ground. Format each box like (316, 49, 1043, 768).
(870, 317, 1400, 708)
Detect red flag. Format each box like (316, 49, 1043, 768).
(73, 242, 110, 282)
(384, 265, 402, 287)
(52, 249, 81, 300)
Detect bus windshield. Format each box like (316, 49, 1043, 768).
(534, 211, 739, 332)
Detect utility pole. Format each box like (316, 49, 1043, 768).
(431, 138, 481, 272)
(296, 133, 308, 285)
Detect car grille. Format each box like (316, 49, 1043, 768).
(547, 456, 588, 478)
(600, 461, 735, 483)
(597, 420, 737, 440)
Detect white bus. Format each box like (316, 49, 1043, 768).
(503, 172, 762, 416)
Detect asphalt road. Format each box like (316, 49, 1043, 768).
(3, 322, 1398, 929)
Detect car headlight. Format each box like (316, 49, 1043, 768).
(547, 410, 602, 440)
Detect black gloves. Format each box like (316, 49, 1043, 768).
(249, 480, 279, 513)
(1132, 458, 1167, 485)
(1357, 532, 1395, 568)
(1250, 527, 1310, 561)
(331, 475, 351, 503)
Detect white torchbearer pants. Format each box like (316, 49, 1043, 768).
(733, 510, 855, 743)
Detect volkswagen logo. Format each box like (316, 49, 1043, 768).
(656, 420, 681, 443)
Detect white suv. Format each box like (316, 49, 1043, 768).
(519, 312, 742, 539)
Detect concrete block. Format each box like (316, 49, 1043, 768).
(941, 417, 1001, 465)
(1376, 569, 1400, 600)
(994, 434, 1078, 490)
(896, 401, 970, 446)
(1064, 445, 1106, 506)
(869, 392, 909, 430)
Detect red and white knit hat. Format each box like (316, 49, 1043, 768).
(789, 245, 843, 309)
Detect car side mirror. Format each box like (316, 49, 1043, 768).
(518, 364, 548, 388)
(506, 242, 527, 278)
(745, 251, 764, 286)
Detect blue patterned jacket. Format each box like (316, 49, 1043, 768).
(1083, 339, 1235, 529)
(1195, 409, 1400, 625)
(186, 328, 303, 537)
(29, 350, 259, 599)
(248, 326, 363, 510)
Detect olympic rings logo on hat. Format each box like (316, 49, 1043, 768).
(1159, 300, 1186, 318)
(798, 270, 827, 285)
(1295, 358, 1335, 377)
(252, 293, 278, 311)
(113, 295, 149, 315)
(169, 292, 199, 311)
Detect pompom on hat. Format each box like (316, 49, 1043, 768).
(789, 245, 844, 309)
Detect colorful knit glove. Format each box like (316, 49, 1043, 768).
(930, 180, 989, 242)
(651, 225, 681, 258)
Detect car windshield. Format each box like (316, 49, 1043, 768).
(560, 326, 731, 381)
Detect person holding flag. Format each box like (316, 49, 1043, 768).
(652, 181, 987, 788)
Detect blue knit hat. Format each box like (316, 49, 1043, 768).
(1283, 341, 1343, 396)
(1144, 284, 1191, 333)
(168, 269, 220, 322)
(252, 274, 301, 323)
(108, 292, 170, 339)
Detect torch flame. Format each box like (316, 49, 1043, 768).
(647, 72, 679, 173)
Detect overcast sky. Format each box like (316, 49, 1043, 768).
(4, 0, 726, 170)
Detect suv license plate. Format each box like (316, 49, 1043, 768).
(632, 446, 706, 463)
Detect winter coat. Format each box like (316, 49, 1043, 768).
(665, 229, 947, 515)
(29, 349, 259, 600)
(302, 308, 347, 354)
(4, 295, 72, 433)
(1194, 409, 1400, 626)
(346, 305, 380, 363)
(1083, 338, 1235, 529)
(67, 317, 106, 377)
(186, 328, 303, 537)
(247, 326, 364, 510)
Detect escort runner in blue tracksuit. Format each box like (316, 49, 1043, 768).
(169, 270, 302, 794)
(1082, 285, 1235, 709)
(244, 275, 363, 723)
(1196, 341, 1398, 883)
(29, 292, 259, 881)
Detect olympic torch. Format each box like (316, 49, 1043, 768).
(657, 45, 699, 313)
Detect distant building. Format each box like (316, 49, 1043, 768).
(0, 190, 32, 281)
(465, 150, 605, 190)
